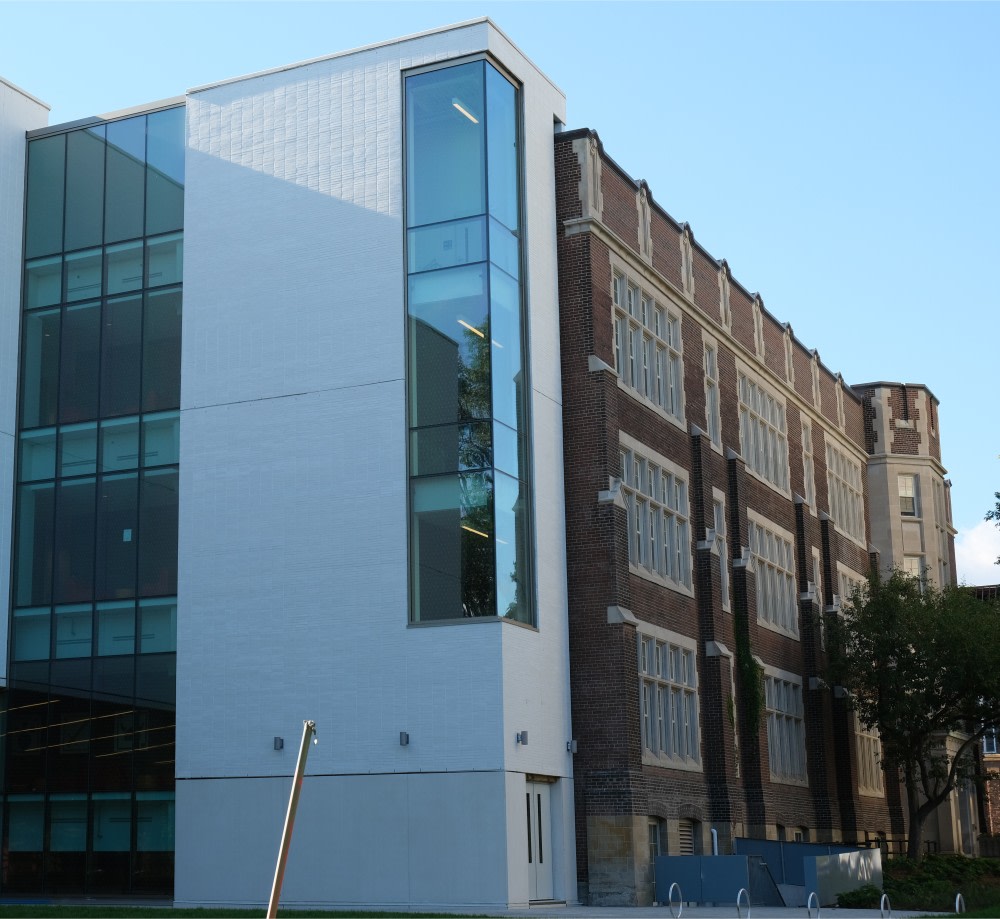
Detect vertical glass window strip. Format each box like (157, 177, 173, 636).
(765, 676, 807, 782)
(750, 520, 798, 636)
(825, 443, 865, 542)
(406, 60, 531, 624)
(898, 474, 918, 516)
(704, 344, 720, 446)
(12, 109, 184, 896)
(737, 373, 789, 491)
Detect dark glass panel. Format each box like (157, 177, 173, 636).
(138, 469, 178, 597)
(12, 608, 50, 661)
(53, 607, 93, 660)
(96, 601, 135, 656)
(136, 653, 176, 706)
(406, 62, 486, 228)
(4, 796, 45, 891)
(106, 240, 143, 295)
(59, 423, 98, 477)
(45, 794, 88, 892)
(139, 600, 176, 653)
(407, 217, 485, 274)
(90, 794, 132, 892)
(105, 115, 146, 243)
(146, 107, 185, 236)
(15, 482, 55, 607)
(486, 64, 519, 233)
(6, 688, 50, 794)
(146, 232, 183, 287)
(101, 296, 142, 417)
(54, 478, 96, 604)
(142, 289, 181, 412)
(45, 688, 91, 792)
(133, 707, 175, 793)
(19, 428, 57, 482)
(408, 264, 490, 427)
(96, 474, 138, 601)
(133, 792, 175, 891)
(64, 248, 102, 302)
(90, 698, 134, 791)
(410, 423, 491, 476)
(410, 472, 494, 620)
(25, 135, 65, 258)
(64, 126, 106, 252)
(101, 418, 140, 472)
(20, 308, 61, 428)
(494, 471, 531, 623)
(142, 412, 179, 467)
(25, 256, 63, 309)
(489, 266, 523, 433)
(59, 302, 101, 423)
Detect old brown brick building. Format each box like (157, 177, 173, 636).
(555, 129, 907, 904)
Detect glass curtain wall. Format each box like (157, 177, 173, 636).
(406, 61, 532, 624)
(6, 107, 183, 895)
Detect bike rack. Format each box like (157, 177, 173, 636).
(806, 890, 820, 918)
(955, 892, 966, 914)
(667, 881, 683, 919)
(736, 886, 751, 918)
(879, 892, 892, 918)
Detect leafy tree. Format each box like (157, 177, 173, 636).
(828, 570, 1000, 859)
(987, 492, 1000, 566)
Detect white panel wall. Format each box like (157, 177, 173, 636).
(0, 79, 48, 681)
(178, 20, 572, 907)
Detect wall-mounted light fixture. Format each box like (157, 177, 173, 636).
(566, 740, 578, 754)
(273, 737, 284, 751)
(399, 731, 410, 746)
(516, 731, 528, 745)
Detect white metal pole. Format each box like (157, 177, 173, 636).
(267, 719, 316, 919)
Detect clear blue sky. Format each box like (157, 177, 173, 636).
(4, 1, 998, 581)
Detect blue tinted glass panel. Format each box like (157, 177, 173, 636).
(19, 429, 56, 481)
(49, 795, 88, 851)
(105, 117, 146, 243)
(489, 265, 522, 431)
(54, 605, 92, 659)
(106, 241, 143, 294)
(101, 418, 140, 472)
(142, 412, 179, 466)
(13, 608, 50, 661)
(96, 601, 135, 655)
(65, 127, 106, 252)
(408, 264, 490, 426)
(92, 795, 131, 851)
(139, 599, 176, 653)
(494, 471, 530, 623)
(143, 289, 181, 412)
(410, 472, 495, 620)
(20, 309, 60, 428)
(408, 217, 485, 274)
(96, 473, 138, 600)
(146, 233, 183, 287)
(486, 64, 519, 232)
(136, 793, 175, 851)
(138, 469, 178, 597)
(101, 296, 143, 417)
(54, 477, 96, 603)
(410, 423, 491, 476)
(146, 107, 185, 235)
(488, 219, 519, 279)
(64, 249, 102, 302)
(15, 483, 54, 606)
(7, 797, 45, 851)
(493, 421, 521, 481)
(60, 423, 97, 477)
(25, 257, 62, 309)
(25, 135, 65, 258)
(406, 62, 486, 228)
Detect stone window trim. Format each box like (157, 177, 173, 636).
(712, 487, 731, 613)
(736, 361, 791, 499)
(801, 418, 816, 515)
(783, 323, 795, 386)
(637, 620, 702, 772)
(835, 374, 846, 431)
(620, 432, 694, 598)
(856, 716, 885, 797)
(747, 509, 799, 641)
(763, 664, 809, 786)
(717, 259, 732, 329)
(752, 294, 765, 359)
(680, 223, 695, 299)
(701, 329, 722, 453)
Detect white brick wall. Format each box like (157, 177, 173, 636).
(178, 20, 573, 906)
(0, 79, 48, 680)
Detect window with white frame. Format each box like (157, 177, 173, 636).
(704, 343, 721, 447)
(612, 272, 683, 421)
(983, 728, 999, 756)
(713, 493, 730, 611)
(738, 372, 789, 492)
(765, 672, 807, 783)
(621, 440, 692, 590)
(825, 442, 865, 543)
(899, 474, 918, 517)
(838, 564, 866, 607)
(812, 548, 825, 647)
(639, 630, 700, 767)
(856, 718, 884, 796)
(802, 420, 816, 509)
(749, 516, 798, 637)
(903, 555, 925, 586)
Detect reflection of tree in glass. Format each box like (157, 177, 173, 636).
(460, 472, 496, 618)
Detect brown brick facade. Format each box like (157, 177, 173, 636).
(556, 129, 903, 905)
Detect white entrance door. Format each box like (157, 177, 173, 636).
(526, 781, 554, 900)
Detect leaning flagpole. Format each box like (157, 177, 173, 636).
(267, 719, 317, 919)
